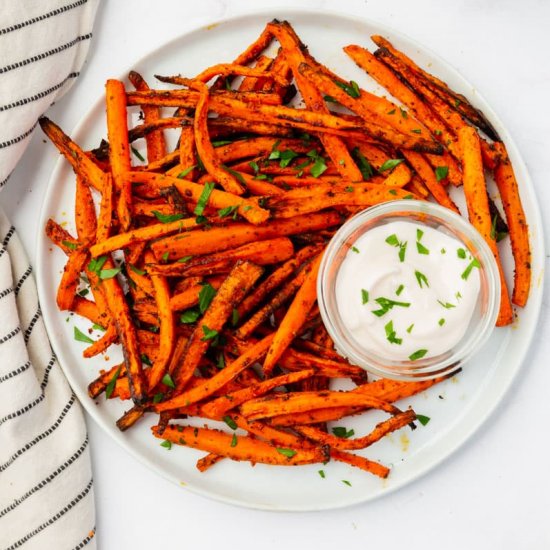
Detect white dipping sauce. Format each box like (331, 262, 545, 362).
(335, 220, 481, 361)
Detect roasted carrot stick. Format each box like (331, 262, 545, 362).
(173, 261, 264, 391)
(492, 142, 531, 307)
(39, 117, 108, 192)
(128, 71, 167, 162)
(151, 211, 342, 260)
(105, 79, 132, 231)
(458, 126, 513, 325)
(152, 424, 329, 466)
(263, 253, 323, 375)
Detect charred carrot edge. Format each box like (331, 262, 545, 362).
(39, 117, 107, 192)
(370, 34, 500, 141)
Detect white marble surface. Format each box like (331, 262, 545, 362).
(2, 0, 550, 548)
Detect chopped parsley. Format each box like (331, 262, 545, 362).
(384, 320, 402, 345)
(131, 146, 145, 162)
(198, 283, 217, 313)
(332, 426, 355, 439)
(414, 270, 429, 288)
(396, 284, 404, 296)
(193, 181, 215, 217)
(351, 246, 360, 254)
(230, 433, 238, 447)
(351, 147, 374, 180)
(223, 415, 237, 430)
(334, 79, 360, 98)
(457, 248, 467, 259)
(177, 165, 196, 179)
(439, 318, 446, 326)
(361, 289, 369, 304)
(160, 440, 172, 450)
(437, 300, 456, 309)
(74, 326, 94, 344)
(409, 349, 428, 361)
(371, 297, 411, 317)
(406, 323, 414, 334)
(416, 241, 430, 255)
(461, 258, 480, 280)
(379, 158, 404, 172)
(435, 166, 449, 182)
(162, 373, 176, 389)
(416, 414, 431, 426)
(276, 448, 297, 458)
(152, 210, 184, 223)
(201, 325, 219, 341)
(105, 366, 121, 399)
(180, 309, 200, 324)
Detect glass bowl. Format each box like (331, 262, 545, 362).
(317, 200, 501, 380)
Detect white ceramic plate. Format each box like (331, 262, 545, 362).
(36, 9, 544, 511)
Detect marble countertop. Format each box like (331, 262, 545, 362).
(2, 1, 549, 548)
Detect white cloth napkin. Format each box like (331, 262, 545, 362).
(0, 1, 99, 548)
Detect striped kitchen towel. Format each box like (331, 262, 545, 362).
(0, 1, 99, 548)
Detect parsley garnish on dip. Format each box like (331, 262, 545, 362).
(335, 221, 481, 361)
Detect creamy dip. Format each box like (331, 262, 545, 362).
(335, 220, 481, 361)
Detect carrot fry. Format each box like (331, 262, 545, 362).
(370, 34, 500, 141)
(240, 390, 401, 421)
(128, 71, 167, 162)
(56, 248, 88, 311)
(148, 238, 294, 277)
(90, 217, 198, 257)
(237, 244, 322, 318)
(151, 211, 342, 260)
(156, 333, 274, 412)
(296, 409, 416, 450)
(82, 324, 118, 358)
(330, 449, 390, 478)
(402, 150, 459, 212)
(492, 142, 531, 307)
(458, 127, 513, 325)
(152, 424, 328, 466)
(105, 79, 132, 230)
(143, 250, 174, 390)
(126, 171, 269, 226)
(263, 253, 323, 375)
(39, 117, 108, 192)
(173, 261, 264, 391)
(202, 369, 316, 419)
(75, 176, 97, 242)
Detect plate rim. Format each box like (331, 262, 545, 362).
(35, 7, 545, 511)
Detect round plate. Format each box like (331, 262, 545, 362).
(36, 8, 544, 511)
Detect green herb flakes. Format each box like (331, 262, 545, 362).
(105, 367, 121, 399)
(74, 326, 94, 344)
(409, 349, 428, 361)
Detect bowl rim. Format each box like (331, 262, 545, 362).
(317, 200, 501, 380)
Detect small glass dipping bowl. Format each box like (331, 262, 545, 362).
(317, 200, 501, 380)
